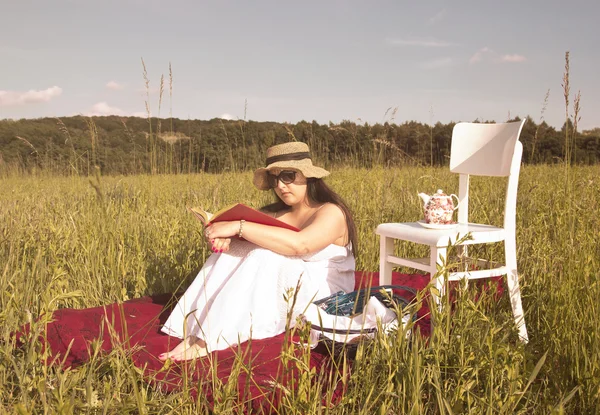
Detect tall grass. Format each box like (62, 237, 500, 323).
(1, 51, 597, 413)
(1, 165, 599, 413)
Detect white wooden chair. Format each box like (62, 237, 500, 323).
(376, 120, 528, 342)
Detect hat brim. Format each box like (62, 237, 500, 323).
(253, 160, 330, 190)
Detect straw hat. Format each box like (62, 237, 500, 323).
(253, 142, 329, 190)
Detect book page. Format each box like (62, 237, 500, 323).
(188, 207, 213, 226)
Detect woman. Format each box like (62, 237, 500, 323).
(159, 142, 357, 362)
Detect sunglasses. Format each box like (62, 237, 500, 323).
(267, 170, 297, 188)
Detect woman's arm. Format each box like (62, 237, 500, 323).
(206, 204, 347, 256)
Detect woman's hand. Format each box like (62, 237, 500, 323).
(205, 221, 239, 240)
(210, 237, 231, 253)
(204, 221, 239, 253)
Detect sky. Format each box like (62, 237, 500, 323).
(1, 0, 599, 130)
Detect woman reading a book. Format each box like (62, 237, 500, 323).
(159, 142, 357, 362)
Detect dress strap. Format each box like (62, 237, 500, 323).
(300, 203, 328, 228)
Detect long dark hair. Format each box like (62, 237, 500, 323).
(261, 178, 357, 256)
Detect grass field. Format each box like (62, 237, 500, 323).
(1, 165, 599, 413)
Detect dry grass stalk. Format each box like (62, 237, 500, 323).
(55, 118, 71, 144)
(562, 51, 571, 164)
(219, 120, 235, 171)
(157, 74, 164, 136)
(283, 123, 297, 141)
(572, 90, 581, 157)
(531, 89, 550, 162)
(56, 118, 80, 175)
(372, 137, 423, 166)
(382, 106, 392, 123)
(85, 117, 99, 173)
(561, 51, 583, 245)
(15, 136, 39, 156)
(429, 105, 434, 167)
(120, 118, 138, 173)
(141, 58, 151, 119)
(141, 58, 156, 173)
(389, 107, 399, 123)
(169, 62, 173, 129)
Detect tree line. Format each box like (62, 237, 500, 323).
(0, 115, 598, 175)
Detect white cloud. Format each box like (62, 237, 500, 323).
(469, 47, 491, 64)
(220, 113, 235, 120)
(428, 9, 446, 25)
(387, 37, 457, 48)
(469, 47, 527, 64)
(106, 81, 125, 90)
(501, 54, 527, 63)
(0, 86, 62, 106)
(131, 111, 148, 118)
(86, 102, 125, 116)
(420, 57, 454, 69)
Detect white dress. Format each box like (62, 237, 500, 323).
(161, 239, 355, 353)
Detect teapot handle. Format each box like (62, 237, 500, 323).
(450, 194, 460, 210)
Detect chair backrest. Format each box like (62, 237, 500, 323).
(450, 120, 525, 228)
(450, 121, 525, 176)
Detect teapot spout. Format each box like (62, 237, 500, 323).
(418, 192, 430, 208)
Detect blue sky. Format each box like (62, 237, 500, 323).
(1, 0, 598, 130)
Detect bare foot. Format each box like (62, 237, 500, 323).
(159, 336, 208, 362)
(171, 342, 208, 362)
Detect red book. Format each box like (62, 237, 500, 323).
(189, 203, 300, 232)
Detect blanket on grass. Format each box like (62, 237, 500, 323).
(16, 272, 501, 412)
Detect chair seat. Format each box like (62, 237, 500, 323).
(376, 222, 506, 247)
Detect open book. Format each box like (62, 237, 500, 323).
(188, 203, 300, 232)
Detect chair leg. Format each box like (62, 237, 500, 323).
(431, 246, 447, 311)
(379, 236, 394, 286)
(505, 238, 529, 343)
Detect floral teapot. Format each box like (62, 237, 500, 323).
(418, 189, 459, 224)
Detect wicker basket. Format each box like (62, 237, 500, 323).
(310, 285, 417, 359)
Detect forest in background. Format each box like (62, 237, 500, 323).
(1, 114, 599, 175)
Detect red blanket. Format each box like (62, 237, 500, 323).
(18, 272, 433, 411)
